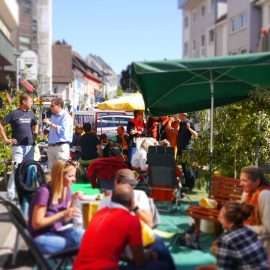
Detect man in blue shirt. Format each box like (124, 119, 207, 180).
(44, 97, 73, 170)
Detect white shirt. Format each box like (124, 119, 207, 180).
(131, 148, 148, 171)
(99, 189, 151, 213)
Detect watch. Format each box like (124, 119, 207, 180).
(132, 206, 139, 213)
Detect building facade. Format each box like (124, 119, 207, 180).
(16, 0, 38, 52)
(179, 0, 262, 58)
(0, 0, 19, 89)
(254, 0, 270, 28)
(52, 41, 102, 111)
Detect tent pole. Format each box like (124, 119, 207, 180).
(209, 72, 214, 193)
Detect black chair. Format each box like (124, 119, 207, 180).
(147, 146, 180, 212)
(0, 196, 78, 270)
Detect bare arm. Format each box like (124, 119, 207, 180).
(0, 122, 15, 144)
(31, 205, 79, 230)
(32, 124, 39, 135)
(136, 209, 154, 228)
(186, 122, 198, 138)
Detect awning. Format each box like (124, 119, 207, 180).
(97, 93, 145, 111)
(20, 79, 35, 93)
(131, 52, 270, 115)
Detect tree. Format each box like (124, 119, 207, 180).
(188, 90, 270, 178)
(120, 65, 138, 92)
(116, 87, 124, 97)
(0, 91, 17, 175)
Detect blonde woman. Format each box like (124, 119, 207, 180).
(29, 160, 84, 254)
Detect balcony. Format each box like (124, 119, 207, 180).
(0, 30, 16, 66)
(0, 0, 19, 31)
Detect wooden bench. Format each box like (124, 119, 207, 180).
(187, 175, 243, 239)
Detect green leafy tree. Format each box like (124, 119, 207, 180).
(189, 90, 270, 179)
(0, 91, 19, 175)
(116, 87, 124, 97)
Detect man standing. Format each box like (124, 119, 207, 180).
(178, 113, 198, 154)
(178, 113, 198, 191)
(127, 110, 145, 163)
(44, 97, 73, 170)
(1, 94, 37, 200)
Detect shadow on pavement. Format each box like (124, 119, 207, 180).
(0, 250, 35, 269)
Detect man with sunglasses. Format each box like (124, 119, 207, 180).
(44, 97, 73, 170)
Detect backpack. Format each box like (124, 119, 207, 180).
(15, 160, 46, 217)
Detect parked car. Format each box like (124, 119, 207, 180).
(74, 110, 133, 137)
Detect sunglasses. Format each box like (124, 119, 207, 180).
(65, 159, 79, 168)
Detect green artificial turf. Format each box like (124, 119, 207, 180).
(71, 184, 217, 269)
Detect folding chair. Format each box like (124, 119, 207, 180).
(0, 196, 78, 270)
(147, 146, 180, 212)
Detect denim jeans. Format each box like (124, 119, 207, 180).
(121, 236, 175, 270)
(34, 227, 84, 254)
(7, 145, 34, 200)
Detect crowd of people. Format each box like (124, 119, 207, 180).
(0, 93, 270, 269)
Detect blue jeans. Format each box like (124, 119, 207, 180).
(7, 145, 34, 200)
(34, 227, 84, 254)
(121, 236, 175, 270)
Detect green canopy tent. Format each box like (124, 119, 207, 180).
(131, 52, 270, 180)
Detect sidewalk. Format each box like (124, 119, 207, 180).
(0, 192, 33, 269)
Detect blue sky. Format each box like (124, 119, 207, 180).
(53, 0, 182, 74)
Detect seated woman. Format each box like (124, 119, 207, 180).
(29, 160, 84, 254)
(198, 202, 269, 270)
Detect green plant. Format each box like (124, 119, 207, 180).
(188, 89, 270, 180)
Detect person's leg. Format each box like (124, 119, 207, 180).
(149, 235, 176, 270)
(56, 144, 70, 161)
(23, 145, 35, 161)
(47, 146, 56, 171)
(120, 260, 170, 270)
(7, 146, 23, 200)
(34, 233, 67, 254)
(60, 227, 84, 249)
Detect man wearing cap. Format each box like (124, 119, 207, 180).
(43, 97, 73, 170)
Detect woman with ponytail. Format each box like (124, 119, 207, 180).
(198, 202, 269, 270)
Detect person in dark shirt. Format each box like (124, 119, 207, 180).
(177, 113, 198, 154)
(2, 94, 37, 200)
(79, 123, 99, 161)
(177, 113, 198, 191)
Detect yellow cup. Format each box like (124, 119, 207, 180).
(82, 201, 99, 229)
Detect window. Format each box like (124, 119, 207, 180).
(240, 49, 247, 54)
(192, 10, 197, 22)
(231, 13, 247, 33)
(184, 16, 189, 28)
(19, 36, 31, 52)
(209, 29, 215, 42)
(184, 42, 188, 56)
(201, 35, 205, 47)
(0, 18, 11, 40)
(268, 4, 270, 25)
(201, 5, 206, 16)
(193, 40, 196, 50)
(19, 36, 31, 45)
